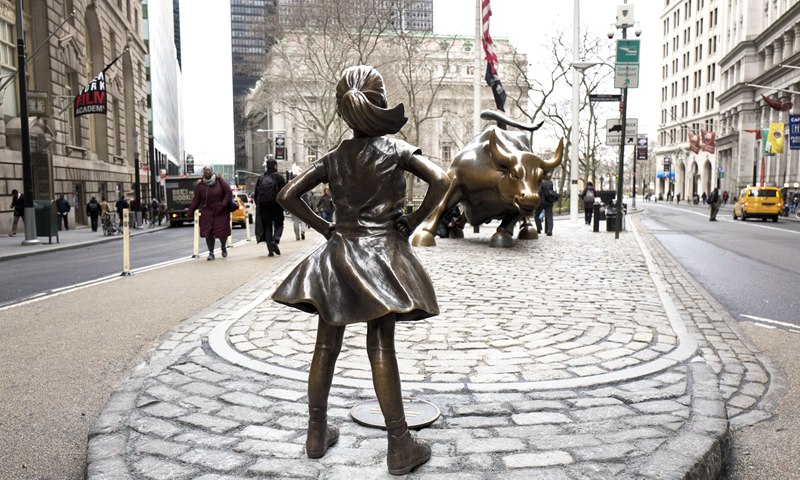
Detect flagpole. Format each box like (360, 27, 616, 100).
(473, 0, 481, 137)
(570, 0, 580, 225)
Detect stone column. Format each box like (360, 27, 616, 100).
(794, 24, 800, 53)
(773, 39, 784, 67)
(765, 45, 774, 71)
(784, 31, 794, 60)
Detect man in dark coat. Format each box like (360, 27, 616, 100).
(56, 193, 70, 231)
(534, 171, 557, 236)
(254, 159, 287, 256)
(9, 189, 23, 236)
(86, 196, 102, 232)
(115, 196, 129, 228)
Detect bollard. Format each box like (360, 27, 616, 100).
(245, 211, 252, 241)
(192, 210, 200, 258)
(593, 203, 600, 233)
(228, 216, 233, 248)
(121, 208, 132, 276)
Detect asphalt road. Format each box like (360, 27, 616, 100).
(639, 202, 800, 328)
(637, 201, 800, 479)
(0, 226, 215, 307)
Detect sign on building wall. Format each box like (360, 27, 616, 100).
(790, 114, 800, 150)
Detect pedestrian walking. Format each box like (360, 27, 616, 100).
(9, 189, 23, 236)
(56, 193, 70, 231)
(315, 186, 334, 222)
(86, 196, 101, 232)
(579, 181, 596, 226)
(708, 187, 721, 221)
(293, 192, 311, 240)
(534, 171, 557, 236)
(254, 160, 287, 256)
(188, 166, 233, 260)
(272, 65, 449, 476)
(701, 192, 707, 205)
(722, 190, 729, 206)
(115, 196, 129, 228)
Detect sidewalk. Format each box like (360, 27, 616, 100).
(71, 215, 782, 479)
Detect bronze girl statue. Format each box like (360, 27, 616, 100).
(273, 65, 449, 475)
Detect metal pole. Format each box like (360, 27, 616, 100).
(121, 208, 132, 276)
(570, 0, 580, 224)
(615, 26, 628, 239)
(16, 0, 39, 245)
(133, 129, 141, 227)
(473, 0, 481, 137)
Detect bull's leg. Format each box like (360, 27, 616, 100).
(490, 213, 520, 248)
(518, 216, 538, 240)
(411, 181, 460, 247)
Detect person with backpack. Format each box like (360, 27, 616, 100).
(254, 159, 287, 256)
(534, 171, 557, 236)
(86, 196, 102, 232)
(580, 181, 597, 226)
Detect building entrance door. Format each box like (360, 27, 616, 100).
(73, 182, 86, 225)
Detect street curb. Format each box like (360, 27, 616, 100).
(634, 359, 730, 480)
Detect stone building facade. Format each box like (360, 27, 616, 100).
(0, 0, 148, 233)
(243, 33, 527, 199)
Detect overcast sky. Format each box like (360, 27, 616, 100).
(179, 1, 660, 165)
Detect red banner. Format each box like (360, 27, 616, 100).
(688, 132, 700, 153)
(700, 130, 715, 153)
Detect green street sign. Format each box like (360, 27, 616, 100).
(616, 39, 640, 64)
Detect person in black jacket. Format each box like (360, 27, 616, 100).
(254, 159, 287, 256)
(55, 193, 70, 231)
(86, 196, 102, 232)
(534, 171, 557, 236)
(9, 189, 23, 236)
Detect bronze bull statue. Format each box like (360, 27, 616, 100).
(412, 111, 564, 248)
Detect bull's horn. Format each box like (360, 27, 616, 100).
(541, 138, 565, 170)
(480, 110, 544, 132)
(489, 128, 516, 170)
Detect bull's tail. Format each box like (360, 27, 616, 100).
(480, 110, 544, 132)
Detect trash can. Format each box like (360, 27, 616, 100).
(605, 210, 626, 232)
(34, 199, 59, 244)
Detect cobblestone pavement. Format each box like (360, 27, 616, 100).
(87, 214, 784, 479)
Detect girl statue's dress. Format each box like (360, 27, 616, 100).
(273, 136, 438, 325)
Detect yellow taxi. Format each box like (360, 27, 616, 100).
(231, 196, 248, 228)
(733, 186, 783, 222)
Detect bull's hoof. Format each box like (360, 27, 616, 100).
(518, 227, 538, 240)
(449, 227, 464, 239)
(490, 231, 514, 248)
(411, 230, 436, 247)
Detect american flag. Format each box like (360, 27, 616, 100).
(482, 0, 506, 115)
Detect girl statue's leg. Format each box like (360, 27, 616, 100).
(367, 316, 431, 475)
(306, 317, 344, 458)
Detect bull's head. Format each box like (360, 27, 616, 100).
(489, 129, 564, 216)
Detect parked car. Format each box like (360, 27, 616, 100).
(732, 186, 783, 222)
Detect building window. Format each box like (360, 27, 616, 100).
(0, 17, 17, 121)
(66, 71, 82, 147)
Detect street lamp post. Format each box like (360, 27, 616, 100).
(16, 0, 39, 245)
(608, 1, 640, 239)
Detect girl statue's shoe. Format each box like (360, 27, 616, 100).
(387, 429, 431, 475)
(306, 420, 339, 459)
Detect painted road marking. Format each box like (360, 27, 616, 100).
(741, 314, 800, 333)
(647, 204, 800, 235)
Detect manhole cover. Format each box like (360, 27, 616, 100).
(350, 398, 441, 429)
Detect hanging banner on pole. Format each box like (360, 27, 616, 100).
(274, 133, 286, 160)
(636, 135, 648, 160)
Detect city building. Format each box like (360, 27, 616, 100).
(655, 0, 722, 201)
(230, 0, 275, 184)
(143, 0, 185, 200)
(0, 0, 148, 232)
(244, 32, 527, 200)
(716, 0, 800, 193)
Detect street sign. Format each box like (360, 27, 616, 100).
(614, 64, 639, 88)
(616, 40, 640, 63)
(275, 133, 286, 160)
(589, 94, 622, 102)
(790, 114, 800, 150)
(606, 118, 637, 146)
(636, 135, 648, 160)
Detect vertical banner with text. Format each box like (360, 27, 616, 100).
(790, 114, 800, 150)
